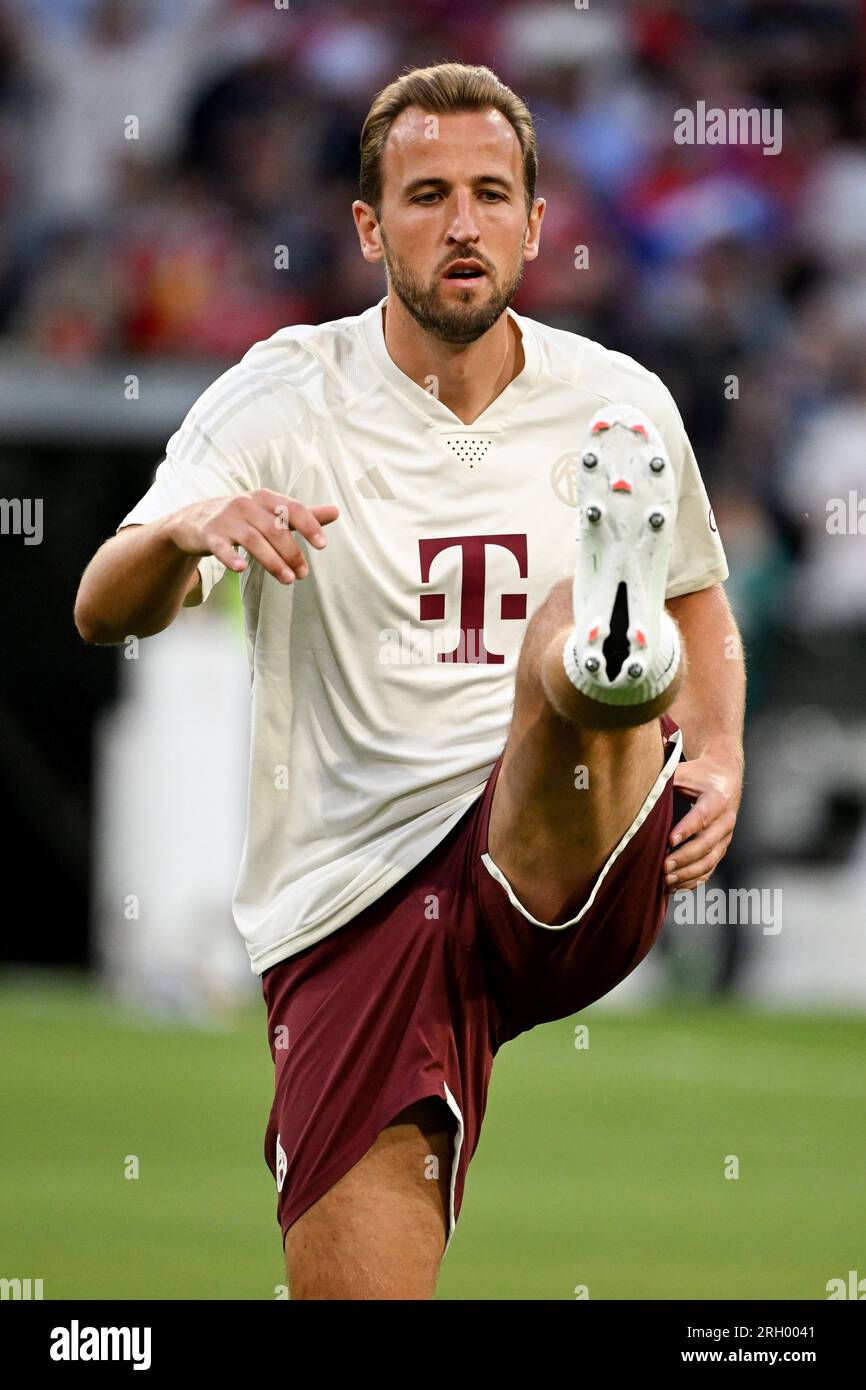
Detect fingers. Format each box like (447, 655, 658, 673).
(208, 536, 250, 574)
(664, 758, 742, 893)
(232, 521, 306, 585)
(254, 520, 308, 576)
(253, 491, 340, 550)
(667, 809, 736, 870)
(668, 789, 722, 848)
(251, 502, 319, 578)
(208, 493, 340, 586)
(665, 830, 734, 891)
(665, 787, 736, 890)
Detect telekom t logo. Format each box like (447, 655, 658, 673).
(418, 534, 528, 664)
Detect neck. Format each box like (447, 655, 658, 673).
(381, 294, 524, 426)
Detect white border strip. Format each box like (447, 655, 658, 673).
(480, 727, 683, 931)
(441, 1081, 465, 1259)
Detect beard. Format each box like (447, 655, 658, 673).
(380, 233, 525, 345)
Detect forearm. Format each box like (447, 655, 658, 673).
(74, 514, 199, 645)
(665, 585, 746, 769)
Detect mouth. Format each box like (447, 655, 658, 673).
(441, 259, 488, 286)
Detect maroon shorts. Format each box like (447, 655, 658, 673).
(262, 712, 683, 1254)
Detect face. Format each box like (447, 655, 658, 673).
(354, 106, 544, 345)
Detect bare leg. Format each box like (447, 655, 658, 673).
(284, 1098, 456, 1300)
(488, 578, 686, 923)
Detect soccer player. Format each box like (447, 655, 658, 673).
(74, 63, 745, 1300)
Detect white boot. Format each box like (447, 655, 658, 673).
(563, 403, 681, 706)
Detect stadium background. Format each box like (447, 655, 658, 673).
(1, 0, 865, 1299)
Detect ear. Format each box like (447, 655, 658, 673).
(352, 200, 384, 264)
(523, 197, 546, 263)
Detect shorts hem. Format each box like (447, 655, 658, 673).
(277, 1078, 462, 1257)
(479, 726, 683, 930)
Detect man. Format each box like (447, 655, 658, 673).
(74, 62, 744, 1300)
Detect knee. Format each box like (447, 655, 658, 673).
(541, 618, 688, 731)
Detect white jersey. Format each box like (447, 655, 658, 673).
(117, 296, 728, 974)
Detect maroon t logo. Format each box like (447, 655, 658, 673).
(418, 534, 528, 664)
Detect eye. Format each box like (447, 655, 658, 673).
(412, 191, 442, 204)
(479, 190, 507, 201)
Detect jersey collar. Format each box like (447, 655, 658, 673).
(361, 294, 542, 432)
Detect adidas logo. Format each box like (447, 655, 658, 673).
(354, 467, 395, 500)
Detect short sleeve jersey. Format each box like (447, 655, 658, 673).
(117, 297, 728, 972)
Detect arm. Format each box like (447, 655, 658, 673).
(662, 583, 746, 890)
(74, 517, 205, 644)
(74, 491, 339, 646)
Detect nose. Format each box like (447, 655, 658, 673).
(446, 190, 480, 246)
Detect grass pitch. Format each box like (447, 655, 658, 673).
(0, 972, 862, 1300)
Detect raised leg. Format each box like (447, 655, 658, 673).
(488, 577, 685, 923)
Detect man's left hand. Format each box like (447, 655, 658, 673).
(664, 753, 743, 892)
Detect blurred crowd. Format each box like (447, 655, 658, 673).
(1, 0, 865, 681)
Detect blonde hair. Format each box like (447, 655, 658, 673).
(359, 62, 538, 215)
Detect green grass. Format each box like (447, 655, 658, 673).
(1, 972, 863, 1300)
